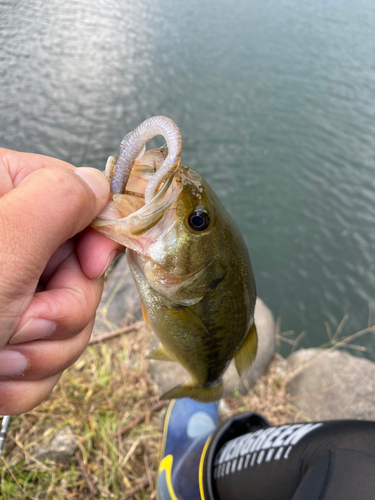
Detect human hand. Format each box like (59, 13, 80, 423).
(0, 149, 123, 415)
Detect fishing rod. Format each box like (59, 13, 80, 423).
(0, 415, 11, 456)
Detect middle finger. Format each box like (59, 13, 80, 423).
(10, 252, 102, 345)
(1, 318, 94, 383)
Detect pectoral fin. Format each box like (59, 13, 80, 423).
(145, 344, 176, 362)
(234, 323, 258, 377)
(161, 378, 223, 402)
(167, 307, 210, 338)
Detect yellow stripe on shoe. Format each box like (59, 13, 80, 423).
(199, 436, 212, 500)
(158, 455, 179, 500)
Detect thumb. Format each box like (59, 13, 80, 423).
(0, 165, 109, 297)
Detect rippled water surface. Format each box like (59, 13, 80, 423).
(1, 0, 375, 356)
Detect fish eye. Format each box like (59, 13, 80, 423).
(188, 210, 210, 231)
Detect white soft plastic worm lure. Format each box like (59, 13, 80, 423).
(110, 116, 183, 203)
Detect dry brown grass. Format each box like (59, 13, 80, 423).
(0, 326, 296, 500)
(0, 327, 162, 500)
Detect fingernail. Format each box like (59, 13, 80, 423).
(9, 319, 56, 345)
(75, 168, 109, 200)
(0, 351, 28, 377)
(98, 249, 119, 278)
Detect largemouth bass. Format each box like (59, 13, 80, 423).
(92, 116, 257, 402)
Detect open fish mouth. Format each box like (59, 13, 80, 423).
(91, 148, 183, 251)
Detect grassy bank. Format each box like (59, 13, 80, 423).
(0, 325, 300, 500)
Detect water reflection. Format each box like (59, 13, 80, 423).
(1, 0, 375, 356)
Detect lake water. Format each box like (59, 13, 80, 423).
(1, 0, 375, 357)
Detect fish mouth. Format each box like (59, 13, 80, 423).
(91, 148, 182, 251)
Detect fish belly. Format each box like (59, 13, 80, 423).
(126, 251, 227, 383)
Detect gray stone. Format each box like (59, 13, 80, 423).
(287, 348, 375, 420)
(31, 426, 77, 463)
(148, 354, 188, 395)
(218, 399, 232, 423)
(268, 353, 289, 380)
(92, 252, 142, 337)
(148, 298, 276, 397)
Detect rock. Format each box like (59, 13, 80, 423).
(31, 426, 77, 463)
(287, 348, 375, 420)
(148, 298, 276, 397)
(218, 399, 232, 423)
(148, 355, 188, 395)
(268, 353, 289, 380)
(92, 252, 142, 338)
